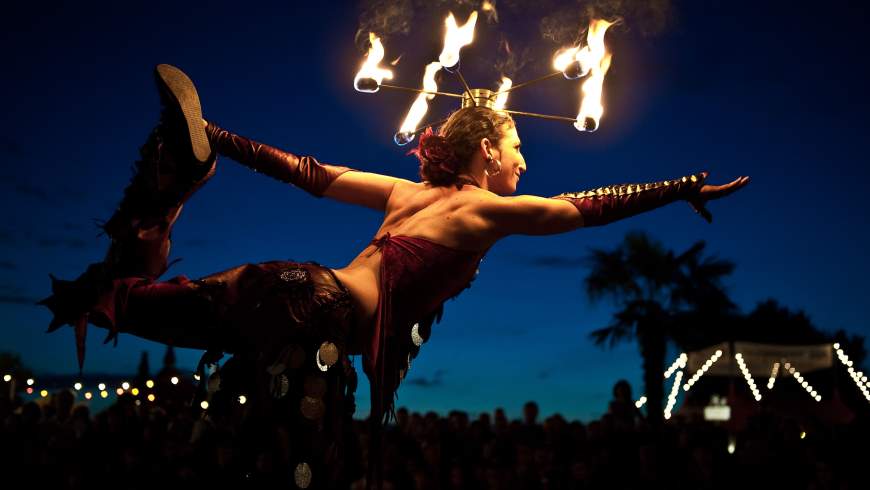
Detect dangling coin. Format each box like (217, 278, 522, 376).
(411, 323, 424, 346)
(294, 462, 312, 488)
(300, 396, 325, 420)
(318, 342, 339, 366)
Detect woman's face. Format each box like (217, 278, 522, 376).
(487, 124, 527, 195)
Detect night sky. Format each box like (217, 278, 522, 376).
(2, 0, 868, 421)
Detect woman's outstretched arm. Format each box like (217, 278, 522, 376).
(205, 121, 411, 212)
(476, 172, 750, 237)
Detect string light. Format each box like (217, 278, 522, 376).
(635, 396, 647, 409)
(193, 373, 201, 381)
(146, 380, 154, 388)
(767, 362, 780, 390)
(170, 376, 179, 385)
(131, 388, 140, 396)
(833, 345, 870, 403)
(97, 383, 106, 391)
(664, 353, 688, 379)
(784, 361, 821, 402)
(147, 394, 156, 402)
(40, 389, 48, 397)
(238, 395, 247, 405)
(84, 392, 93, 400)
(734, 353, 762, 401)
(116, 388, 124, 396)
(2, 374, 10, 382)
(26, 387, 33, 395)
(200, 401, 209, 410)
(100, 390, 109, 399)
(664, 371, 684, 420)
(26, 378, 34, 386)
(684, 350, 723, 391)
(121, 382, 130, 390)
(73, 382, 82, 390)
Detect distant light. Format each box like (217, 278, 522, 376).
(100, 390, 109, 399)
(800, 431, 806, 439)
(121, 382, 130, 390)
(727, 440, 736, 454)
(2, 374, 10, 382)
(131, 388, 140, 396)
(170, 376, 179, 385)
(40, 389, 48, 397)
(200, 401, 209, 410)
(147, 394, 156, 402)
(193, 373, 201, 381)
(26, 387, 33, 395)
(116, 388, 124, 396)
(833, 343, 840, 349)
(98, 383, 106, 391)
(26, 378, 34, 386)
(704, 405, 731, 421)
(146, 380, 155, 388)
(84, 392, 93, 400)
(135, 400, 141, 406)
(238, 395, 247, 405)
(73, 382, 82, 390)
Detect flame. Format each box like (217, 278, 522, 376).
(399, 61, 443, 135)
(575, 19, 614, 131)
(354, 32, 393, 93)
(438, 11, 478, 69)
(493, 76, 512, 110)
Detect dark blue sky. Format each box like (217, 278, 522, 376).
(1, 0, 868, 421)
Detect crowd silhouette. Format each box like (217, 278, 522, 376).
(1, 379, 865, 489)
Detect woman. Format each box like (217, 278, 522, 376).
(40, 65, 749, 488)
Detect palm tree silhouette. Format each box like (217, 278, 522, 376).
(584, 231, 737, 428)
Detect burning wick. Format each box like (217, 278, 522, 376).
(575, 117, 598, 132)
(394, 132, 415, 146)
(438, 11, 478, 72)
(354, 33, 393, 93)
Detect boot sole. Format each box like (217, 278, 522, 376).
(154, 64, 212, 164)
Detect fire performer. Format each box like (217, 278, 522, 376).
(39, 64, 749, 488)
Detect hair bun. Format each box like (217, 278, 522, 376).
(411, 127, 459, 174)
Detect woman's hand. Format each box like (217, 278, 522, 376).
(688, 172, 751, 222)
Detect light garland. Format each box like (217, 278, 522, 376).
(783, 360, 821, 402)
(664, 370, 684, 420)
(635, 396, 647, 409)
(734, 353, 762, 401)
(2, 374, 11, 382)
(833, 343, 870, 403)
(664, 353, 688, 379)
(684, 350, 723, 392)
(766, 362, 781, 390)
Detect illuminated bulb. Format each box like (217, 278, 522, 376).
(147, 394, 155, 402)
(40, 389, 48, 397)
(727, 441, 736, 454)
(73, 382, 82, 390)
(26, 387, 33, 395)
(2, 374, 10, 382)
(84, 392, 93, 400)
(170, 376, 179, 385)
(802, 381, 808, 388)
(116, 388, 124, 396)
(200, 401, 209, 410)
(833, 343, 840, 349)
(100, 390, 108, 399)
(135, 400, 141, 406)
(815, 395, 822, 402)
(193, 374, 201, 381)
(131, 388, 140, 396)
(847, 360, 853, 367)
(800, 431, 806, 439)
(238, 395, 247, 405)
(121, 382, 130, 390)
(146, 380, 154, 388)
(26, 378, 34, 386)
(98, 383, 106, 391)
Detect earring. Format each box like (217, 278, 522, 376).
(485, 156, 502, 177)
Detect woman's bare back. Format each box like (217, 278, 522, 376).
(331, 180, 497, 333)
